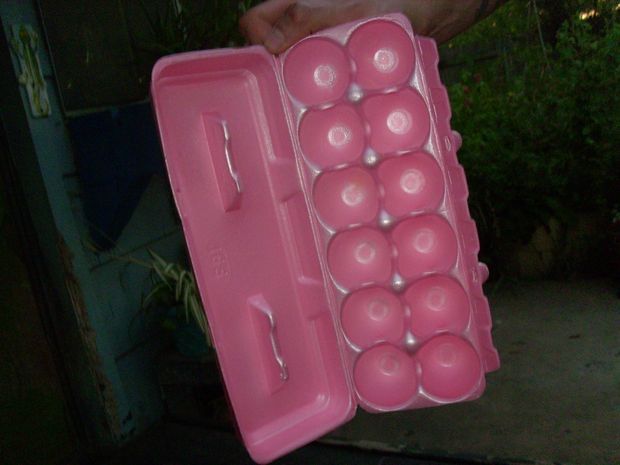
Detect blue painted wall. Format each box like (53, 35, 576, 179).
(1, 0, 184, 444)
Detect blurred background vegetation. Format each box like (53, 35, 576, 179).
(133, 0, 258, 55)
(444, 0, 619, 278)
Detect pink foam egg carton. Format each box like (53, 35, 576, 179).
(151, 13, 500, 464)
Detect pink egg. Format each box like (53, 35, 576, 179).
(283, 38, 350, 106)
(354, 344, 418, 409)
(405, 276, 470, 339)
(392, 215, 457, 279)
(416, 334, 482, 400)
(341, 287, 405, 349)
(361, 89, 429, 154)
(348, 20, 414, 90)
(378, 152, 444, 216)
(313, 167, 379, 229)
(299, 104, 365, 168)
(328, 227, 392, 289)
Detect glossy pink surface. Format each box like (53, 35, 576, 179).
(313, 167, 379, 229)
(327, 228, 392, 289)
(299, 103, 366, 168)
(354, 344, 418, 409)
(392, 215, 458, 279)
(348, 20, 415, 90)
(341, 287, 405, 349)
(151, 13, 499, 464)
(378, 151, 445, 216)
(416, 334, 483, 400)
(284, 37, 350, 105)
(362, 88, 430, 153)
(405, 276, 471, 339)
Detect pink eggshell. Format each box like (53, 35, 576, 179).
(283, 38, 350, 106)
(299, 104, 366, 169)
(361, 89, 430, 154)
(354, 344, 418, 409)
(392, 215, 458, 279)
(328, 227, 392, 289)
(341, 287, 405, 349)
(416, 334, 482, 400)
(348, 20, 414, 90)
(313, 167, 379, 229)
(378, 152, 444, 216)
(405, 276, 470, 339)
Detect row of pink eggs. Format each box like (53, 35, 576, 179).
(284, 21, 416, 105)
(354, 336, 482, 409)
(285, 21, 430, 167)
(342, 276, 470, 347)
(313, 151, 444, 228)
(342, 280, 479, 408)
(299, 91, 430, 169)
(282, 21, 483, 410)
(327, 215, 457, 289)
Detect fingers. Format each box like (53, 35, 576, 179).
(263, 1, 370, 54)
(239, 0, 295, 46)
(264, 3, 320, 53)
(240, 0, 380, 54)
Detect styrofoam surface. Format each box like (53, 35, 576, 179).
(151, 14, 499, 464)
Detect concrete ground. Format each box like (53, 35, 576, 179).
(105, 423, 468, 465)
(106, 280, 620, 465)
(328, 279, 620, 465)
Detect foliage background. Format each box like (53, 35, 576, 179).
(443, 0, 619, 277)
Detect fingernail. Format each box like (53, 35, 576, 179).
(264, 28, 284, 52)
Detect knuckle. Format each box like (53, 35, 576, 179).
(287, 4, 312, 24)
(238, 13, 252, 30)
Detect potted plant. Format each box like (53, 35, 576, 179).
(142, 250, 212, 358)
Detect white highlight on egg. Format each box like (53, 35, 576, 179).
(400, 168, 425, 194)
(413, 228, 436, 253)
(373, 48, 398, 73)
(387, 109, 412, 135)
(379, 353, 401, 375)
(328, 125, 352, 147)
(341, 182, 365, 206)
(354, 241, 377, 264)
(368, 299, 390, 321)
(426, 286, 447, 311)
(313, 64, 336, 87)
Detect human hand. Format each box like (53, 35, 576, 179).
(240, 0, 506, 54)
(239, 0, 380, 54)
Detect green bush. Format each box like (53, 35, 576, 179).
(446, 3, 619, 275)
(138, 0, 261, 56)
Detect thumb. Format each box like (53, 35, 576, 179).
(263, 3, 329, 54)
